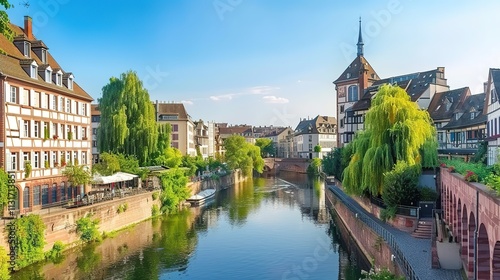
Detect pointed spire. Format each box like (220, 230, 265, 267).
(357, 17, 364, 57)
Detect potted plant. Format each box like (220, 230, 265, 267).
(44, 160, 50, 169)
(53, 135, 59, 140)
(67, 132, 73, 141)
(24, 160, 32, 179)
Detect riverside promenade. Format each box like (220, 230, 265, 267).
(327, 184, 463, 280)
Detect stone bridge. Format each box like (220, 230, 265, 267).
(263, 158, 310, 174)
(440, 168, 500, 279)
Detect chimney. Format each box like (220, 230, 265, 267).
(24, 16, 33, 40)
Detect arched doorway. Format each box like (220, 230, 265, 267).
(493, 241, 500, 279)
(468, 212, 476, 275)
(477, 224, 490, 279)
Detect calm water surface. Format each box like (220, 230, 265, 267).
(12, 174, 368, 280)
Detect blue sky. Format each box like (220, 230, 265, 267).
(6, 1, 500, 126)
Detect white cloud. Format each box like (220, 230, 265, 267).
(262, 95, 289, 104)
(181, 100, 194, 105)
(248, 85, 280, 95)
(210, 94, 234, 101)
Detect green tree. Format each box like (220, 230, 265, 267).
(322, 148, 343, 178)
(0, 1, 13, 44)
(164, 147, 183, 168)
(62, 165, 91, 188)
(382, 161, 421, 207)
(0, 169, 10, 211)
(97, 71, 158, 165)
(159, 168, 190, 213)
(92, 152, 120, 175)
(10, 215, 46, 270)
(343, 84, 437, 196)
(307, 158, 322, 176)
(150, 123, 172, 165)
(255, 138, 275, 157)
(224, 136, 264, 176)
(76, 216, 101, 243)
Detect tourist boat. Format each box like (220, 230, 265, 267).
(186, 189, 216, 206)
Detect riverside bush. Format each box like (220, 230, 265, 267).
(76, 216, 102, 243)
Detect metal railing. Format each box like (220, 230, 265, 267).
(328, 185, 421, 280)
(370, 196, 419, 217)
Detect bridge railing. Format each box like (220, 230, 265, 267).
(327, 185, 420, 280)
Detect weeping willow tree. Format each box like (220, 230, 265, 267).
(98, 71, 158, 165)
(343, 84, 437, 196)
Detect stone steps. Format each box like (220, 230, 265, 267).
(411, 219, 433, 239)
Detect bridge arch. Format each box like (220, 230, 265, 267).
(468, 211, 476, 274)
(493, 241, 500, 279)
(461, 204, 468, 264)
(477, 224, 490, 279)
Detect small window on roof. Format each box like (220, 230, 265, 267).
(346, 73, 351, 79)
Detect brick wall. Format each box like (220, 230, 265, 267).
(326, 188, 402, 276)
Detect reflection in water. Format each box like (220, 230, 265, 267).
(12, 175, 365, 280)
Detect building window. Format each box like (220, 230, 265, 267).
(68, 76, 73, 90)
(60, 182, 66, 200)
(23, 187, 30, 208)
(41, 185, 49, 205)
(492, 88, 497, 103)
(23, 152, 29, 168)
(66, 99, 71, 113)
(92, 115, 101, 122)
(44, 151, 48, 166)
(92, 128, 97, 135)
(10, 153, 17, 171)
(52, 152, 57, 167)
(81, 103, 86, 115)
(23, 41, 31, 57)
(33, 186, 40, 206)
(92, 140, 97, 147)
(51, 183, 57, 203)
(173, 124, 178, 132)
(23, 120, 29, 137)
(81, 127, 86, 139)
(34, 121, 40, 138)
(41, 49, 47, 63)
(340, 119, 344, 128)
(45, 69, 52, 83)
(348, 85, 359, 102)
(340, 105, 345, 113)
(34, 152, 39, 168)
(82, 152, 86, 165)
(55, 72, 62, 86)
(308, 135, 312, 142)
(31, 64, 38, 79)
(172, 134, 179, 141)
(10, 86, 17, 103)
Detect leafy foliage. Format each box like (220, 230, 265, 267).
(76, 216, 102, 243)
(255, 138, 275, 157)
(382, 161, 421, 207)
(159, 168, 190, 214)
(10, 215, 46, 270)
(314, 145, 322, 153)
(343, 85, 437, 196)
(0, 1, 14, 43)
(0, 168, 10, 210)
(45, 241, 65, 264)
(361, 268, 404, 280)
(224, 135, 264, 176)
(471, 141, 488, 164)
(151, 204, 160, 217)
(441, 158, 490, 182)
(307, 158, 322, 176)
(62, 164, 91, 187)
(0, 245, 9, 279)
(321, 148, 344, 179)
(97, 71, 158, 165)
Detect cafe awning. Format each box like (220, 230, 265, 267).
(92, 172, 138, 185)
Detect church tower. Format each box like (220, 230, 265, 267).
(333, 18, 379, 147)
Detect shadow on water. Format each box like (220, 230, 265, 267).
(11, 175, 368, 280)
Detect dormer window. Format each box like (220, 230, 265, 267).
(41, 49, 47, 63)
(23, 41, 31, 57)
(53, 69, 63, 86)
(30, 64, 38, 79)
(63, 73, 74, 90)
(45, 68, 52, 83)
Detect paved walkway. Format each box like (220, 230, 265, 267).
(327, 184, 463, 280)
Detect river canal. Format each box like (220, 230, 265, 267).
(12, 174, 369, 280)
